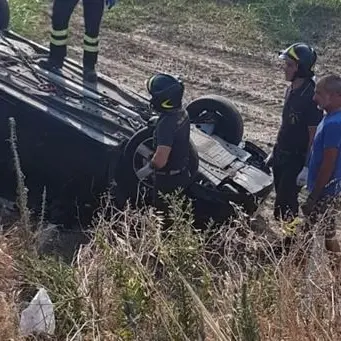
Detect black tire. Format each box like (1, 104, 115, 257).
(0, 0, 10, 31)
(115, 126, 199, 203)
(186, 94, 244, 145)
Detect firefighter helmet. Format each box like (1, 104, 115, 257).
(146, 73, 184, 111)
(279, 42, 317, 79)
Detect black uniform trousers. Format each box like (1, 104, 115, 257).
(153, 170, 190, 213)
(49, 0, 104, 69)
(272, 147, 305, 221)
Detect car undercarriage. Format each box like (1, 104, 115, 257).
(0, 30, 274, 228)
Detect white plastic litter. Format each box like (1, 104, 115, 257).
(19, 288, 56, 336)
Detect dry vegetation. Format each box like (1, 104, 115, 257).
(1, 117, 341, 340)
(2, 0, 341, 340)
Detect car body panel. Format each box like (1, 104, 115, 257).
(0, 30, 274, 226)
(190, 126, 273, 194)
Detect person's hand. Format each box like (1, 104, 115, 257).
(136, 162, 154, 180)
(296, 166, 308, 187)
(105, 0, 118, 10)
(301, 194, 316, 216)
(148, 116, 158, 127)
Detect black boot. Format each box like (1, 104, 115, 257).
(38, 57, 63, 75)
(83, 67, 98, 83)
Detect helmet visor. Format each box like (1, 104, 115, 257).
(278, 46, 300, 61)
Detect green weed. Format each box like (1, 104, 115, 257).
(8, 0, 48, 38)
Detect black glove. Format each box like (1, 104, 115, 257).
(148, 116, 158, 127)
(105, 0, 118, 10)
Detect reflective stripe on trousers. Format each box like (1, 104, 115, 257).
(50, 28, 68, 47)
(49, 0, 104, 68)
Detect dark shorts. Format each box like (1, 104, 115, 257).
(304, 195, 340, 239)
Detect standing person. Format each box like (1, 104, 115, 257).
(302, 74, 341, 258)
(266, 42, 323, 222)
(40, 0, 117, 83)
(136, 73, 191, 209)
(0, 0, 10, 31)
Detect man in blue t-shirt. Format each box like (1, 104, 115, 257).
(302, 74, 341, 256)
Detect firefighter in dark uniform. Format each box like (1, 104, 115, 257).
(267, 43, 323, 222)
(136, 73, 191, 209)
(40, 0, 116, 83)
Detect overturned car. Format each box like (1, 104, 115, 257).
(0, 29, 273, 228)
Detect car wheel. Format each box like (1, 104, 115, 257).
(186, 94, 244, 145)
(122, 126, 199, 190)
(0, 0, 10, 31)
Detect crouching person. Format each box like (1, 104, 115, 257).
(136, 73, 191, 211)
(302, 74, 341, 268)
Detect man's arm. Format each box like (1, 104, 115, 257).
(305, 126, 317, 165)
(295, 101, 322, 187)
(151, 116, 177, 170)
(151, 146, 172, 169)
(310, 148, 339, 200)
(304, 100, 323, 164)
(135, 117, 176, 180)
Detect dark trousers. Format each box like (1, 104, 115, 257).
(153, 170, 190, 213)
(49, 0, 104, 69)
(272, 149, 305, 221)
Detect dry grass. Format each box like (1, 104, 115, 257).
(1, 116, 341, 340)
(0, 237, 18, 341)
(1, 192, 341, 340)
(3, 0, 341, 339)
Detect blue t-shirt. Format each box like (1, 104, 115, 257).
(307, 111, 341, 197)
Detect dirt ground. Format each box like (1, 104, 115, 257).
(59, 13, 306, 227)
(9, 4, 341, 257)
(63, 28, 279, 234)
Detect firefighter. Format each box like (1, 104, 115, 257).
(266, 42, 323, 222)
(0, 0, 10, 31)
(136, 73, 191, 209)
(40, 0, 117, 83)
